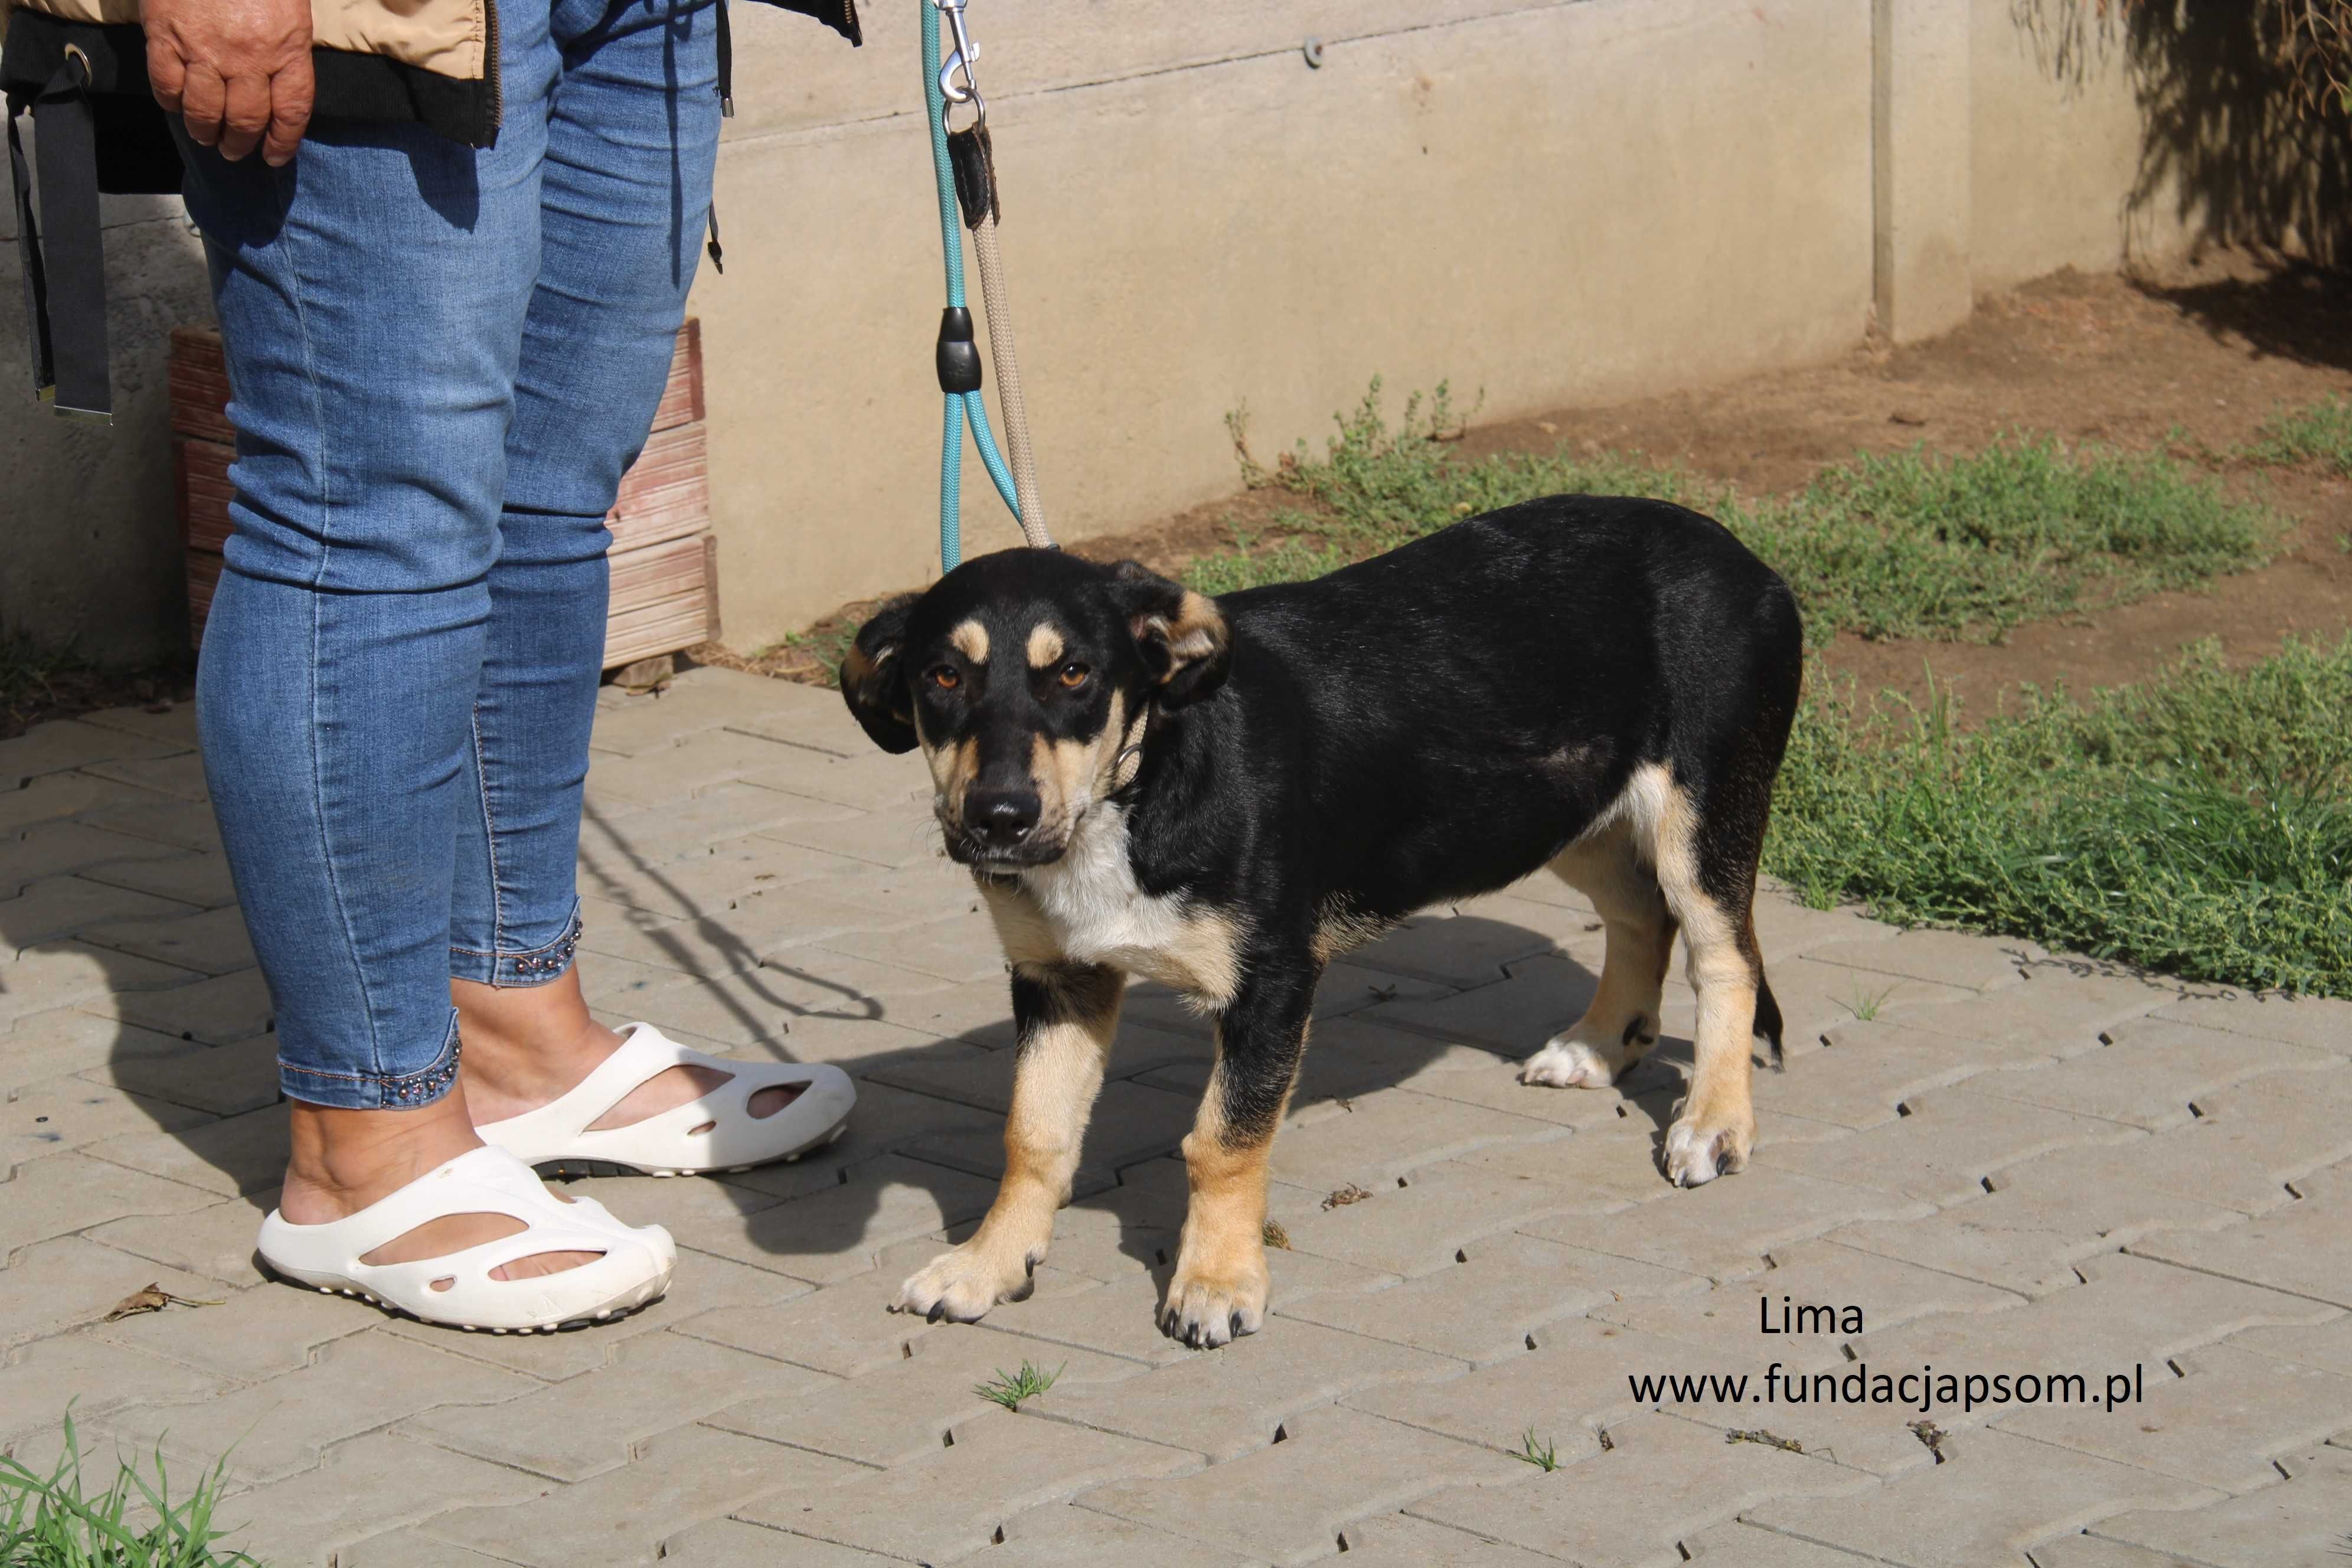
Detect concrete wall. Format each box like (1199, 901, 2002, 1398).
(1, 0, 2333, 663)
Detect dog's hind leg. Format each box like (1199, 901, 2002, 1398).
(1520, 824, 1677, 1090)
(893, 961, 1122, 1322)
(1162, 963, 1315, 1349)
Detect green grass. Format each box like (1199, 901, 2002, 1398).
(0, 1412, 253, 1567)
(973, 1361, 1061, 1412)
(1512, 1429, 1563, 1471)
(1207, 381, 2279, 643)
(2248, 393, 2352, 475)
(1768, 636, 2352, 997)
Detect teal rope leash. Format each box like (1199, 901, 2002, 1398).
(923, 0, 1021, 572)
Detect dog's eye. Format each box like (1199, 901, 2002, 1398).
(927, 665, 961, 691)
(1059, 662, 1090, 689)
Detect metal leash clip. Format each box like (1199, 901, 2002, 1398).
(932, 0, 985, 126)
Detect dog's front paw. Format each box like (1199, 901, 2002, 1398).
(1158, 1259, 1269, 1349)
(1662, 1110, 1754, 1188)
(1520, 1037, 1622, 1089)
(890, 1242, 1037, 1323)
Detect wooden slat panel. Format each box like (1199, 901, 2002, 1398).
(178, 437, 235, 552)
(649, 320, 704, 432)
(603, 592, 714, 669)
(609, 534, 709, 618)
(607, 422, 710, 552)
(168, 328, 234, 444)
(186, 550, 223, 643)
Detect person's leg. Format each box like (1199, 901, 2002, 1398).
(442, 0, 796, 1129)
(182, 0, 596, 1275)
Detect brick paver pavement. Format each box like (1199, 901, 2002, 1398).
(4, 666, 2349, 1566)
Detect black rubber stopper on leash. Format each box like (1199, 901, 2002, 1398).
(936, 306, 982, 394)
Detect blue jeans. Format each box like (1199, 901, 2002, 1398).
(181, 0, 721, 1110)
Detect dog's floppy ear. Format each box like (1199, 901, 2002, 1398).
(1106, 561, 1231, 708)
(840, 594, 922, 754)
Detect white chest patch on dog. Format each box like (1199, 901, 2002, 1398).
(1010, 803, 1242, 1003)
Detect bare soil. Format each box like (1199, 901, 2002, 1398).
(722, 249, 2352, 715)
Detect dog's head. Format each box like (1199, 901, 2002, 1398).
(841, 550, 1231, 868)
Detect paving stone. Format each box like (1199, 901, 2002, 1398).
(655, 1153, 999, 1283)
(735, 1407, 1193, 1564)
(940, 1268, 1195, 1367)
(1041, 1318, 1461, 1462)
(1280, 1233, 1706, 1367)
(1809, 926, 2046, 992)
(1364, 954, 1597, 1053)
(714, 1080, 1007, 1201)
(1347, 912, 1566, 989)
(2070, 1442, 2352, 1568)
(87, 1190, 275, 1288)
(321, 1531, 524, 1567)
(1327, 1512, 1567, 1567)
(1263, 1087, 1562, 1193)
(0, 1153, 216, 1266)
(1528, 1168, 1930, 1283)
(1831, 1132, 2252, 1297)
(77, 849, 242, 909)
(2131, 1162, 2352, 1308)
(0, 771, 120, 834)
(0, 1332, 223, 1446)
(1078, 1405, 1522, 1568)
(1455, 1110, 1720, 1211)
(77, 903, 255, 975)
(423, 1422, 867, 1567)
(11, 821, 190, 895)
(1754, 1088, 2141, 1206)
(677, 1236, 1008, 1377)
(2153, 991, 2352, 1055)
(1, 1008, 191, 1090)
(1666, 958, 1979, 1054)
(588, 668, 834, 758)
(0, 942, 203, 1029)
(989, 1502, 1265, 1566)
(1409, 1410, 1875, 1567)
(2028, 1533, 2236, 1568)
(0, 1237, 231, 1353)
(1747, 900, 1903, 966)
(388, 1244, 809, 1381)
(733, 747, 940, 813)
(90, 1271, 369, 1380)
(2224, 1312, 2352, 1378)
(596, 951, 953, 1050)
(77, 703, 200, 746)
(1897, 966, 2177, 1057)
(2, 1076, 211, 1172)
(94, 966, 273, 1044)
(210, 1432, 550, 1568)
(2117, 1084, 2352, 1216)
(80, 750, 208, 802)
(1596, 1239, 2019, 1358)
(78, 1034, 282, 1117)
(898, 1079, 1195, 1193)
(1493, 871, 1600, 914)
(816, 912, 1008, 985)
(594, 785, 864, 870)
(708, 1325, 1141, 1468)
(716, 688, 873, 757)
(589, 832, 883, 927)
(588, 729, 838, 809)
(1967, 1020, 2339, 1132)
(407, 1330, 832, 1481)
(656, 1520, 909, 1566)
(1680, 1521, 1892, 1565)
(89, 1104, 287, 1197)
(1744, 1426, 2224, 1568)
(1997, 1343, 2352, 1495)
(760, 808, 953, 871)
(76, 796, 224, 855)
(1305, 962, 1457, 1021)
(1, 876, 191, 955)
(1261, 1159, 1602, 1279)
(883, 978, 1027, 1047)
(0, 720, 177, 789)
(575, 899, 765, 978)
(1758, 1020, 2055, 1131)
(110, 1328, 540, 1481)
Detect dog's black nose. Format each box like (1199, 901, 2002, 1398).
(967, 789, 1041, 848)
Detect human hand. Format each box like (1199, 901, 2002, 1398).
(144, 0, 314, 166)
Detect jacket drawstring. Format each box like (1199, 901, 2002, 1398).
(705, 0, 729, 273)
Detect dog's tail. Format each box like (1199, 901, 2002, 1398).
(1755, 974, 1786, 1071)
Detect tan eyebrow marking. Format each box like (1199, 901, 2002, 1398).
(950, 620, 989, 663)
(1027, 623, 1066, 668)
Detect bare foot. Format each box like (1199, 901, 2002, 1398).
(279, 1094, 599, 1280)
(453, 969, 804, 1131)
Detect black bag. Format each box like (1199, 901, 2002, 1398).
(4, 13, 184, 420)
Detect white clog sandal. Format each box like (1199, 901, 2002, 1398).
(257, 1145, 675, 1333)
(475, 1022, 855, 1179)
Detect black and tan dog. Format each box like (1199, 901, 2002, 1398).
(841, 495, 1804, 1347)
